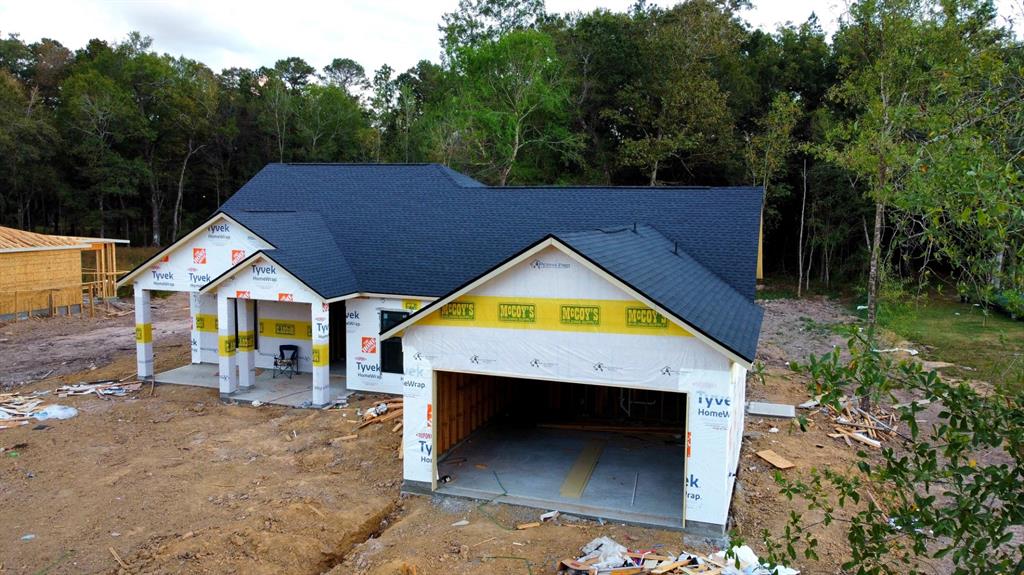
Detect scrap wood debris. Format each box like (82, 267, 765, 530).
(558, 538, 799, 575)
(56, 380, 143, 398)
(801, 394, 904, 451)
(0, 379, 144, 430)
(356, 398, 403, 430)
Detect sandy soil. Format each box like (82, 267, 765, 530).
(0, 295, 885, 575)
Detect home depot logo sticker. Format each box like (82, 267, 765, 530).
(686, 432, 692, 457)
(192, 248, 207, 264)
(278, 293, 294, 302)
(427, 403, 432, 428)
(361, 337, 377, 353)
(440, 301, 474, 320)
(231, 249, 246, 265)
(160, 254, 170, 263)
(626, 307, 669, 328)
(236, 290, 251, 299)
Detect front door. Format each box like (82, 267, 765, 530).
(329, 302, 346, 364)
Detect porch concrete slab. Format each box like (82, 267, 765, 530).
(155, 363, 350, 408)
(436, 426, 684, 529)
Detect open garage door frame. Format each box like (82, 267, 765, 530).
(427, 368, 693, 530)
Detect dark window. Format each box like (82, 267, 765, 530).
(380, 310, 409, 374)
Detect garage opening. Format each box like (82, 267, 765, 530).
(433, 371, 687, 528)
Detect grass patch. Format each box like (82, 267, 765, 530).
(868, 295, 1024, 390)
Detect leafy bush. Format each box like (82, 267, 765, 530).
(752, 330, 1023, 575)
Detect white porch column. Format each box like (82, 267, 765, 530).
(217, 292, 238, 396)
(237, 298, 255, 389)
(311, 301, 331, 406)
(133, 284, 154, 380)
(189, 292, 202, 364)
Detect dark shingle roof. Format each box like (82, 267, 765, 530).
(555, 225, 763, 362)
(220, 163, 763, 305)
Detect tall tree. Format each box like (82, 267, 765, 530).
(440, 0, 546, 56)
(820, 0, 940, 326)
(322, 57, 367, 93)
(601, 1, 740, 185)
(451, 29, 579, 184)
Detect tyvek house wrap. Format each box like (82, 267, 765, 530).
(132, 215, 272, 293)
(398, 246, 744, 528)
(346, 297, 431, 395)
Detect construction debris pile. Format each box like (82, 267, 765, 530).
(558, 538, 798, 575)
(357, 398, 404, 432)
(56, 380, 144, 398)
(801, 397, 904, 450)
(0, 379, 144, 430)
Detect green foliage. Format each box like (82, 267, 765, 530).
(772, 332, 1024, 575)
(872, 294, 1024, 389)
(450, 29, 581, 184)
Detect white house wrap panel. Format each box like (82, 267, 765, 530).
(132, 215, 271, 292)
(346, 297, 430, 395)
(398, 246, 744, 529)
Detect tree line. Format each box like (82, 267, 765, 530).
(0, 0, 1021, 314)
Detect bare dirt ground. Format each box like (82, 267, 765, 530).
(0, 295, 907, 575)
(0, 293, 191, 387)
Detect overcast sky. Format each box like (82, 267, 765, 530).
(1, 0, 1020, 75)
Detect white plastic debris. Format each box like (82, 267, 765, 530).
(768, 427, 779, 433)
(579, 536, 630, 570)
(540, 510, 560, 522)
(32, 405, 78, 420)
(451, 519, 469, 527)
(251, 400, 263, 407)
(856, 305, 868, 310)
(873, 347, 919, 356)
(710, 545, 800, 575)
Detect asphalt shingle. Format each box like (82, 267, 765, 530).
(217, 163, 763, 359)
(555, 225, 763, 362)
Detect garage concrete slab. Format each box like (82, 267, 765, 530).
(155, 363, 350, 408)
(436, 426, 685, 529)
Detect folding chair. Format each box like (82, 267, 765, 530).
(273, 344, 299, 379)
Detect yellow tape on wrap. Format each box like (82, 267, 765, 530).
(135, 323, 153, 344)
(312, 343, 330, 367)
(195, 313, 218, 333)
(237, 331, 255, 352)
(420, 295, 691, 336)
(218, 335, 236, 356)
(258, 319, 312, 340)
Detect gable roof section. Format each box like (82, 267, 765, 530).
(219, 163, 763, 301)
(383, 226, 763, 365)
(227, 210, 358, 298)
(556, 225, 763, 362)
(116, 212, 274, 287)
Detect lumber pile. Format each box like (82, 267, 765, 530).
(357, 398, 403, 431)
(558, 539, 798, 575)
(56, 380, 143, 398)
(0, 379, 144, 431)
(825, 404, 902, 450)
(558, 537, 729, 575)
(0, 392, 45, 429)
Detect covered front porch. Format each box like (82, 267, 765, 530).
(156, 363, 349, 408)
